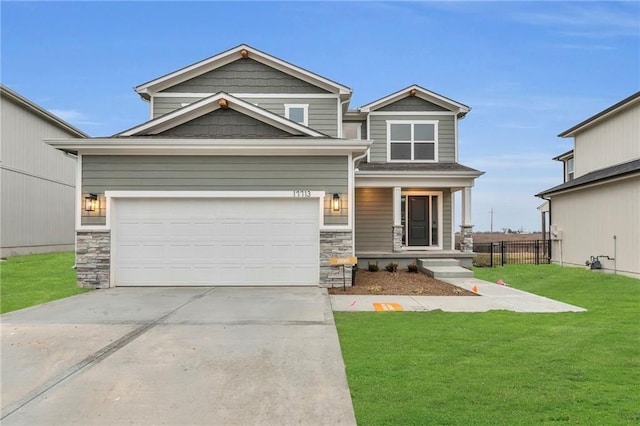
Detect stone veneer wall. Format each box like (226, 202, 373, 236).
(320, 230, 353, 287)
(76, 231, 111, 289)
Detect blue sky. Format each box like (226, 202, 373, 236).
(2, 1, 639, 232)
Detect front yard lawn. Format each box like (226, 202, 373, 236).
(0, 252, 90, 314)
(335, 265, 639, 425)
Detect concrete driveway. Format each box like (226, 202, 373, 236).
(1, 287, 356, 426)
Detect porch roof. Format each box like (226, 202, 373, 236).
(356, 162, 483, 176)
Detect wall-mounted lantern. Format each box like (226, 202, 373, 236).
(332, 193, 341, 212)
(84, 193, 99, 212)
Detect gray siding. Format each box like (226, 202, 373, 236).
(379, 97, 449, 112)
(157, 109, 293, 138)
(152, 97, 339, 137)
(343, 120, 366, 139)
(81, 155, 348, 226)
(368, 114, 455, 163)
(1, 95, 77, 256)
(354, 188, 452, 252)
(162, 59, 330, 94)
(354, 188, 393, 252)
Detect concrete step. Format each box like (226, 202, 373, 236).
(418, 258, 461, 268)
(418, 260, 474, 279)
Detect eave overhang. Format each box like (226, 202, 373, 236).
(46, 138, 372, 157)
(134, 44, 352, 101)
(558, 91, 640, 137)
(355, 169, 483, 188)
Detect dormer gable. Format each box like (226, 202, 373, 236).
(117, 92, 326, 138)
(135, 44, 352, 101)
(359, 84, 470, 118)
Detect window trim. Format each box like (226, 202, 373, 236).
(386, 120, 439, 163)
(284, 104, 309, 127)
(565, 156, 575, 182)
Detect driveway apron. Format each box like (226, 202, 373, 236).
(1, 287, 356, 426)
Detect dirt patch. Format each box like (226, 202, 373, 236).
(327, 269, 477, 296)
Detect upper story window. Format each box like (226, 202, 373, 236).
(285, 104, 308, 126)
(387, 120, 438, 162)
(342, 122, 362, 139)
(566, 157, 574, 181)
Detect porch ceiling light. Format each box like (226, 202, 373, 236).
(332, 193, 341, 212)
(84, 193, 99, 212)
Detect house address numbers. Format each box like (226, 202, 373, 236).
(293, 190, 311, 198)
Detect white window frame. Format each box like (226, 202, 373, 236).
(386, 120, 439, 163)
(285, 104, 309, 127)
(566, 156, 574, 181)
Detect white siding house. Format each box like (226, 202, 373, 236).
(537, 92, 640, 278)
(1, 85, 87, 257)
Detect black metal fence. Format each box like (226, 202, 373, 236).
(471, 240, 551, 267)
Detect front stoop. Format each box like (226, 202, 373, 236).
(418, 258, 474, 279)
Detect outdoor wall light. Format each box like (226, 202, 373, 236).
(84, 193, 99, 212)
(332, 193, 341, 212)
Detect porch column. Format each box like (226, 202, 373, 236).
(392, 187, 403, 252)
(460, 187, 474, 253)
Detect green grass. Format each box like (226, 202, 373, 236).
(0, 252, 91, 314)
(335, 265, 640, 425)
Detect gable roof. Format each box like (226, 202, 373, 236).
(116, 92, 326, 137)
(1, 84, 88, 138)
(358, 84, 470, 117)
(559, 91, 640, 137)
(134, 44, 352, 100)
(536, 158, 640, 197)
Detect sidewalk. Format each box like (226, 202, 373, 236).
(329, 277, 587, 313)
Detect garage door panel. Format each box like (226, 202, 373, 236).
(114, 197, 320, 287)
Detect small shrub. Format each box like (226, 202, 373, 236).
(412, 288, 427, 295)
(367, 285, 383, 293)
(368, 261, 379, 272)
(385, 262, 398, 273)
(407, 263, 418, 273)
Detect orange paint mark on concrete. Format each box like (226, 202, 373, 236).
(373, 303, 403, 312)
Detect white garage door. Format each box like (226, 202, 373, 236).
(113, 197, 319, 286)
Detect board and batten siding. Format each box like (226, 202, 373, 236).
(1, 94, 77, 256)
(355, 188, 393, 252)
(573, 102, 639, 178)
(161, 59, 330, 95)
(368, 113, 455, 163)
(549, 177, 640, 277)
(81, 155, 348, 226)
(153, 96, 339, 137)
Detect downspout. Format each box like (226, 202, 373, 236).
(352, 147, 371, 254)
(541, 195, 552, 263)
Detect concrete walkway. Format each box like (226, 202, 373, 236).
(330, 277, 587, 313)
(1, 287, 356, 426)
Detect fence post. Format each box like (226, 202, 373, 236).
(501, 241, 505, 266)
(535, 240, 540, 265)
(490, 242, 494, 268)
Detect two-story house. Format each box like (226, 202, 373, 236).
(1, 85, 87, 258)
(47, 44, 483, 288)
(537, 91, 640, 278)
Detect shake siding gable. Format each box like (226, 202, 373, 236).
(81, 155, 348, 226)
(161, 59, 330, 94)
(369, 113, 455, 163)
(156, 109, 293, 138)
(378, 97, 449, 112)
(153, 97, 338, 137)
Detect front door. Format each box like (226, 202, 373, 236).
(408, 196, 429, 246)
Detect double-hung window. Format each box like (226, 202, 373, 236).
(285, 104, 308, 126)
(566, 157, 574, 181)
(387, 120, 438, 162)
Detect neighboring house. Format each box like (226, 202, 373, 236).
(47, 44, 483, 288)
(537, 91, 640, 278)
(0, 85, 87, 258)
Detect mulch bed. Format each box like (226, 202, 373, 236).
(327, 269, 477, 296)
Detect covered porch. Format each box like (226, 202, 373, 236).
(353, 162, 482, 269)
